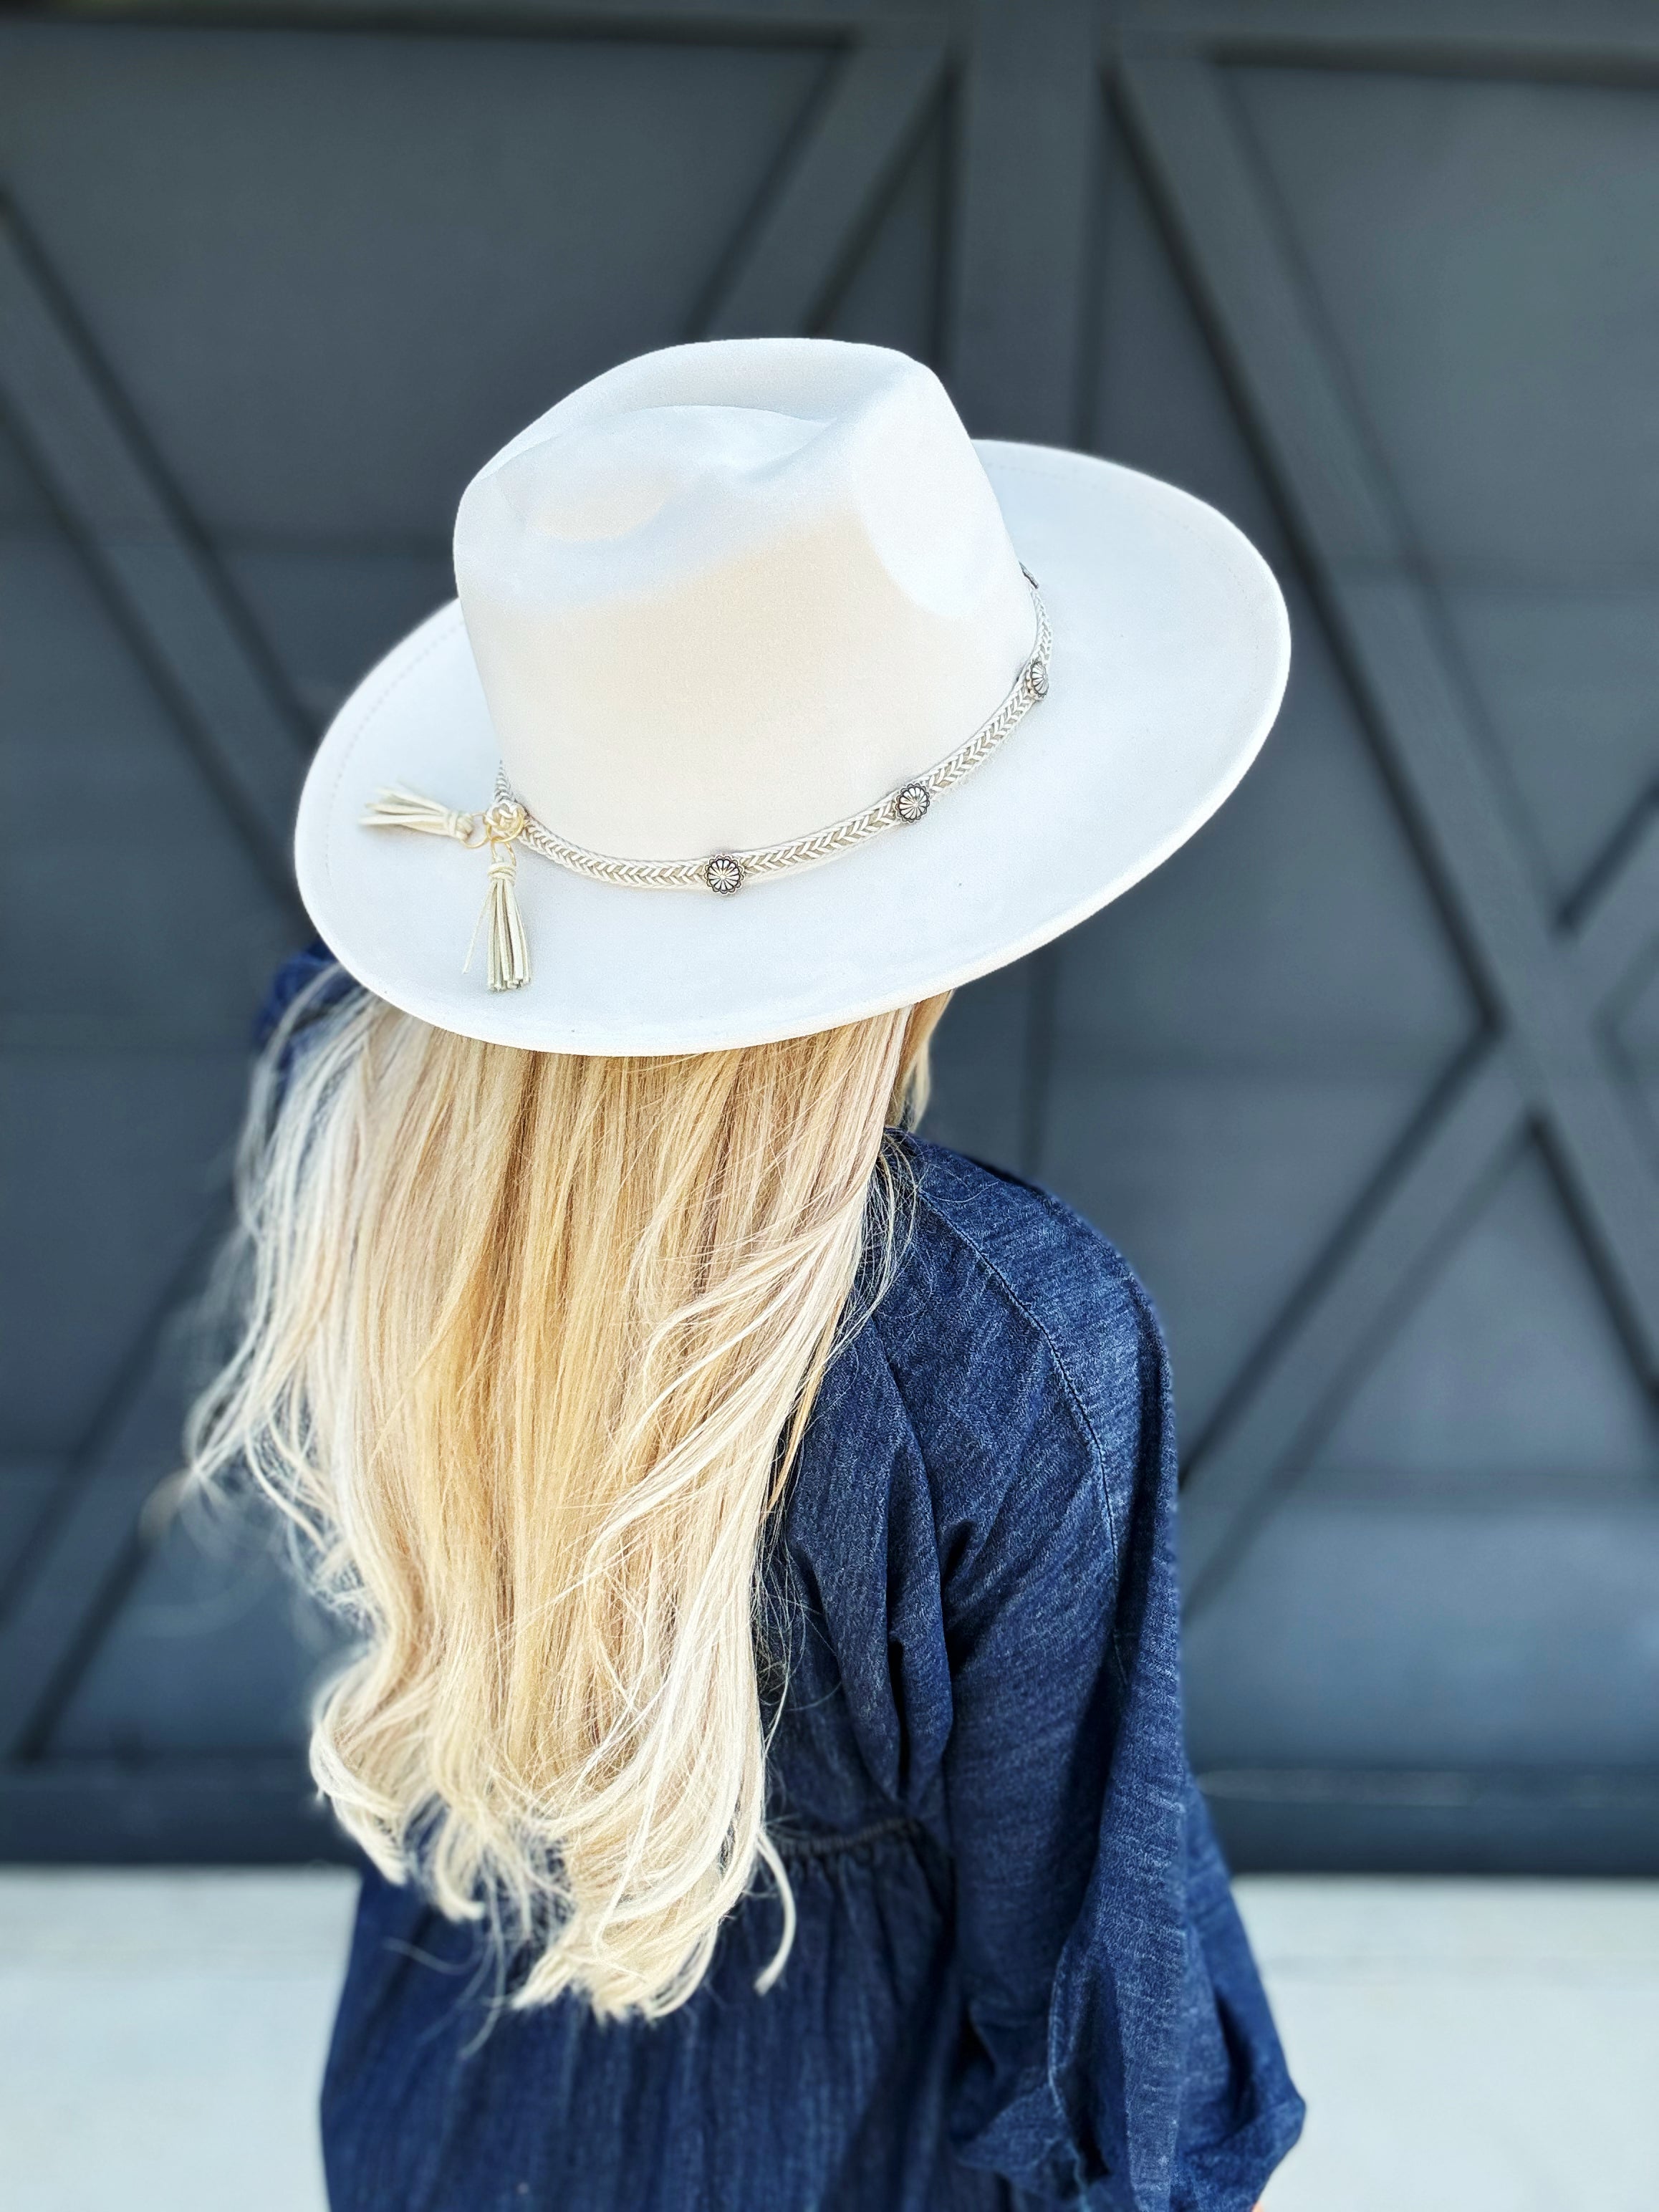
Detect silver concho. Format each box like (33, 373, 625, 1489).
(1026, 657, 1049, 701)
(704, 853, 744, 895)
(894, 782, 931, 824)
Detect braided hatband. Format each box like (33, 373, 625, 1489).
(497, 569, 1051, 895)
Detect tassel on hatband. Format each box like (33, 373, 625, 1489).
(360, 785, 481, 842)
(477, 839, 530, 992)
(362, 786, 532, 993)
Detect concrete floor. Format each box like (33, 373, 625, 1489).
(1, 1870, 1656, 2211)
(1241, 1878, 1659, 2212)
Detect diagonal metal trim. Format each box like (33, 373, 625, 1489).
(0, 214, 306, 1758)
(0, 202, 309, 910)
(0, 11, 948, 1784)
(1180, 803, 1659, 1613)
(0, 1196, 233, 1760)
(1180, 1047, 1528, 1606)
(1112, 52, 1659, 1605)
(1120, 53, 1659, 1374)
(1340, 577, 1659, 1348)
(1576, 802, 1659, 1005)
(700, 35, 948, 339)
(1115, 53, 1401, 565)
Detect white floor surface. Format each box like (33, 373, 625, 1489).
(1, 1869, 1656, 2211)
(1242, 1877, 1659, 2212)
(0, 1868, 357, 2212)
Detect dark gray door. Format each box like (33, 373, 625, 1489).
(4, 0, 1658, 1871)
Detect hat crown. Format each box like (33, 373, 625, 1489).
(453, 340, 1034, 860)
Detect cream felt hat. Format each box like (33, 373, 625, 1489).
(294, 339, 1288, 1054)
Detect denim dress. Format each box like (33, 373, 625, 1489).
(259, 948, 1305, 2212)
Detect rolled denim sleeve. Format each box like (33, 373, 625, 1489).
(928, 1207, 1303, 2211)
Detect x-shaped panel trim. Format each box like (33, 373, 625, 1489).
(0, 18, 961, 1755)
(0, 202, 314, 1756)
(0, 203, 310, 910)
(0, 11, 987, 1764)
(1117, 50, 1659, 1606)
(701, 31, 948, 338)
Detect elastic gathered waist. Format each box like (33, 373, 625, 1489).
(770, 1814, 924, 1862)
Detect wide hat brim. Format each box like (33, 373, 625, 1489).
(295, 442, 1289, 1054)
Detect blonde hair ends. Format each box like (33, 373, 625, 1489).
(187, 982, 948, 2020)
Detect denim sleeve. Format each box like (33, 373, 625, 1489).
(933, 1228, 1304, 2211)
(251, 937, 365, 1092)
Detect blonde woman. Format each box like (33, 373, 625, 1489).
(192, 342, 1304, 2210)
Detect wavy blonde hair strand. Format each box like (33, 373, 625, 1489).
(186, 980, 947, 2019)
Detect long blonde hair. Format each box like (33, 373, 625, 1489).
(187, 975, 947, 2019)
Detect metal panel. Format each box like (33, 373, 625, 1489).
(3, 0, 1658, 1871)
(1107, 42, 1659, 1862)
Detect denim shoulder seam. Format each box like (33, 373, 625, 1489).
(908, 1180, 1126, 1599)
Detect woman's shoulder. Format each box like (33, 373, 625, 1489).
(894, 1135, 1160, 1357)
(872, 1135, 1169, 1486)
